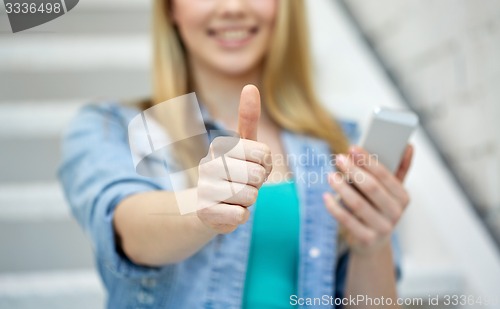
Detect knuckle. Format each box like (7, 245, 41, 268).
(392, 207, 403, 223)
(199, 158, 218, 176)
(197, 207, 216, 222)
(257, 164, 266, 177)
(250, 165, 266, 184)
(340, 212, 351, 226)
(202, 179, 217, 193)
(243, 186, 258, 206)
(249, 142, 271, 162)
(197, 179, 210, 197)
(373, 166, 388, 179)
(247, 165, 258, 183)
(379, 221, 393, 236)
(219, 224, 237, 234)
(198, 182, 220, 204)
(349, 199, 364, 212)
(361, 232, 376, 246)
(333, 209, 344, 222)
(234, 208, 249, 225)
(363, 180, 378, 195)
(233, 187, 251, 207)
(252, 142, 271, 155)
(233, 209, 244, 224)
(258, 142, 271, 157)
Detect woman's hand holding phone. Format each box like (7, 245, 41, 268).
(324, 145, 414, 256)
(196, 85, 272, 234)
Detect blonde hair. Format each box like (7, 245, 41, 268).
(149, 0, 349, 155)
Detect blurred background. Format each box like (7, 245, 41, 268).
(0, 0, 499, 308)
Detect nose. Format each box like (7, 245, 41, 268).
(216, 0, 247, 18)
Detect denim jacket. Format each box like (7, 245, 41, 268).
(59, 103, 401, 309)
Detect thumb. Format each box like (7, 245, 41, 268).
(238, 84, 261, 141)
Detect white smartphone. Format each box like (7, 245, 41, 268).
(359, 107, 419, 173)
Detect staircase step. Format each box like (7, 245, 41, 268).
(0, 182, 94, 272)
(0, 136, 62, 182)
(0, 101, 81, 182)
(0, 101, 83, 137)
(0, 269, 104, 309)
(0, 68, 149, 102)
(0, 36, 149, 71)
(0, 219, 95, 272)
(0, 183, 68, 221)
(0, 35, 150, 101)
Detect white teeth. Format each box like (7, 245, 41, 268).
(218, 30, 250, 41)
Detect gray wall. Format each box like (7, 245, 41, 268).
(344, 0, 500, 237)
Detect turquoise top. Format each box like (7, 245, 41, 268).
(242, 181, 300, 309)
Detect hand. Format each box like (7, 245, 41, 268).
(324, 145, 414, 256)
(196, 85, 272, 234)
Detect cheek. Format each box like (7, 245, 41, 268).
(172, 0, 212, 43)
(250, 0, 278, 26)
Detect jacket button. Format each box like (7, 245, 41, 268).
(141, 278, 157, 288)
(309, 247, 321, 258)
(137, 291, 155, 304)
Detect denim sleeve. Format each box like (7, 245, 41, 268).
(338, 119, 361, 145)
(334, 233, 403, 307)
(58, 104, 167, 279)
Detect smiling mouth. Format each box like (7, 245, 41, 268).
(207, 26, 259, 42)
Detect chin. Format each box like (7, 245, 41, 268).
(221, 67, 256, 77)
(213, 58, 262, 77)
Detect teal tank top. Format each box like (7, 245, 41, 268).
(242, 181, 300, 309)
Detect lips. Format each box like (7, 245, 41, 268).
(218, 29, 252, 40)
(207, 26, 259, 47)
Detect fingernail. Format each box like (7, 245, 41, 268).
(352, 153, 363, 165)
(322, 192, 331, 203)
(349, 145, 358, 154)
(337, 154, 346, 166)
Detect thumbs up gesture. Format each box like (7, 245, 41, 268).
(238, 84, 260, 141)
(197, 85, 273, 234)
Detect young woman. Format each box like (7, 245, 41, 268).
(59, 0, 414, 308)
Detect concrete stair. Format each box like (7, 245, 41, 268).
(0, 1, 150, 307)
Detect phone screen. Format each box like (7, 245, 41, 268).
(359, 107, 418, 173)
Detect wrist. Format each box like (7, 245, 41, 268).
(350, 238, 392, 260)
(189, 213, 218, 238)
